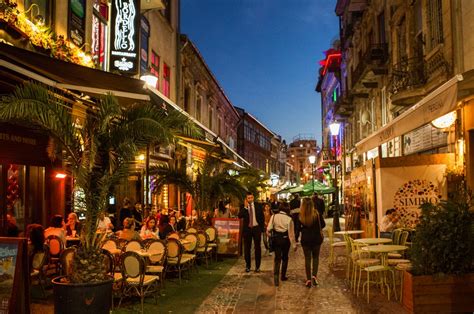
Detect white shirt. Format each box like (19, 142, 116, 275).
(267, 212, 292, 233)
(248, 203, 258, 227)
(380, 215, 396, 232)
(97, 216, 112, 232)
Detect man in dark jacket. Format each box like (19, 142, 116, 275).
(238, 192, 264, 272)
(312, 193, 326, 218)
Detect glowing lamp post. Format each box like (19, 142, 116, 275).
(309, 155, 316, 193)
(329, 121, 341, 232)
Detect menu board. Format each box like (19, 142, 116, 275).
(0, 238, 28, 314)
(212, 218, 242, 256)
(403, 124, 447, 155)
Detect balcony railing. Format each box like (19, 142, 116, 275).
(389, 56, 426, 94)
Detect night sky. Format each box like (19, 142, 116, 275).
(181, 0, 339, 144)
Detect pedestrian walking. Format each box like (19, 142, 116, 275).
(263, 203, 272, 255)
(299, 197, 326, 287)
(267, 202, 294, 286)
(289, 193, 301, 242)
(238, 192, 264, 272)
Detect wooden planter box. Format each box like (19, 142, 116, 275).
(402, 271, 474, 313)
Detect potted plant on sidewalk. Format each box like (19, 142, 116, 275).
(402, 186, 474, 313)
(0, 82, 196, 313)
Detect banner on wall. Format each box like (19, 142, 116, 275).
(140, 16, 150, 74)
(109, 0, 140, 74)
(68, 0, 86, 47)
(375, 164, 447, 229)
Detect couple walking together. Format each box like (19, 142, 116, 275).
(239, 192, 326, 287)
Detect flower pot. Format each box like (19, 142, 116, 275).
(402, 271, 474, 313)
(52, 276, 113, 314)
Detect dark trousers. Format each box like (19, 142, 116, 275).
(291, 213, 301, 242)
(302, 244, 322, 280)
(273, 235, 290, 278)
(243, 226, 262, 269)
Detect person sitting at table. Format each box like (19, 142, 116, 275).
(118, 218, 141, 241)
(26, 224, 44, 256)
(197, 210, 212, 228)
(44, 215, 66, 246)
(64, 212, 81, 237)
(158, 215, 174, 240)
(176, 210, 187, 232)
(380, 208, 399, 238)
(169, 216, 178, 232)
(188, 209, 199, 229)
(140, 217, 159, 239)
(97, 212, 114, 233)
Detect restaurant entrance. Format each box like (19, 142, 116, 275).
(0, 124, 65, 235)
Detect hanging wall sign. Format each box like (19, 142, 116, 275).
(68, 0, 86, 47)
(140, 16, 150, 74)
(109, 0, 140, 74)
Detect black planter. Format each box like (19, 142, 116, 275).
(52, 276, 113, 314)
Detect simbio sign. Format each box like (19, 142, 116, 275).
(110, 0, 140, 74)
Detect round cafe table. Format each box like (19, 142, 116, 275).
(334, 230, 364, 236)
(66, 236, 81, 247)
(361, 245, 408, 266)
(354, 238, 392, 245)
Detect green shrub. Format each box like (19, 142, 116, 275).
(411, 194, 474, 276)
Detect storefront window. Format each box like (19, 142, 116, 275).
(163, 63, 171, 98)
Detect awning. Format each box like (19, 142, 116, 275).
(356, 70, 474, 154)
(301, 181, 336, 195)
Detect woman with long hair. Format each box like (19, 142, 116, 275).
(299, 197, 326, 287)
(140, 216, 159, 239)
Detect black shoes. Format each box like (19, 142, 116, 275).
(255, 268, 260, 273)
(245, 268, 250, 273)
(305, 280, 312, 288)
(281, 276, 289, 281)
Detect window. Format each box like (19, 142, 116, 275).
(208, 107, 213, 130)
(184, 87, 191, 113)
(381, 87, 388, 126)
(92, 0, 109, 70)
(163, 63, 171, 98)
(151, 51, 160, 88)
(160, 0, 172, 24)
(397, 17, 407, 63)
(218, 117, 222, 136)
(427, 0, 443, 51)
(196, 96, 201, 121)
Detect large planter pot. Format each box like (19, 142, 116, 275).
(52, 276, 113, 314)
(402, 271, 474, 313)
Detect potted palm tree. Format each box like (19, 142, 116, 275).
(402, 186, 474, 313)
(0, 82, 195, 313)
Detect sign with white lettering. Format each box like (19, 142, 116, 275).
(68, 0, 86, 47)
(109, 0, 140, 74)
(140, 16, 150, 74)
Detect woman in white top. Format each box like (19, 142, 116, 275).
(140, 216, 159, 239)
(267, 202, 294, 286)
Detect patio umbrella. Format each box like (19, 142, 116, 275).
(301, 180, 335, 195)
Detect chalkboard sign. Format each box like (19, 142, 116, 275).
(0, 238, 28, 314)
(212, 218, 242, 256)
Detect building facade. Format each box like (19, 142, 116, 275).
(323, 0, 474, 236)
(286, 135, 318, 184)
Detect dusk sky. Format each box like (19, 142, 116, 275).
(181, 0, 339, 145)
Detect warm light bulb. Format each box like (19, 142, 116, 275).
(431, 111, 456, 129)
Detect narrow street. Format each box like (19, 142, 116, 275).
(198, 236, 406, 313)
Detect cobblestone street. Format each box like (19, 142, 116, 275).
(198, 236, 407, 314)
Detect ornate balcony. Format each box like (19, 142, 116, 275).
(389, 56, 427, 106)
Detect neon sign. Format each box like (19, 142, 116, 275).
(110, 0, 140, 74)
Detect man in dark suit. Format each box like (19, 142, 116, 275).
(312, 193, 326, 217)
(239, 192, 264, 272)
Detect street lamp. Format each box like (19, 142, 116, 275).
(308, 155, 316, 193)
(329, 121, 341, 232)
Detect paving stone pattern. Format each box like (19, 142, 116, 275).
(197, 237, 407, 314)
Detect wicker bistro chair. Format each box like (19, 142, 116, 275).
(30, 245, 49, 298)
(101, 249, 122, 310)
(181, 233, 198, 273)
(167, 233, 180, 240)
(166, 238, 192, 284)
(123, 240, 143, 252)
(388, 231, 409, 259)
(205, 227, 218, 261)
(145, 239, 167, 289)
(45, 235, 64, 275)
(118, 251, 160, 314)
(186, 227, 198, 234)
(59, 247, 76, 277)
(327, 226, 347, 268)
(196, 231, 212, 268)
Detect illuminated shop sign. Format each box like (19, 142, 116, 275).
(109, 0, 140, 74)
(68, 0, 86, 47)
